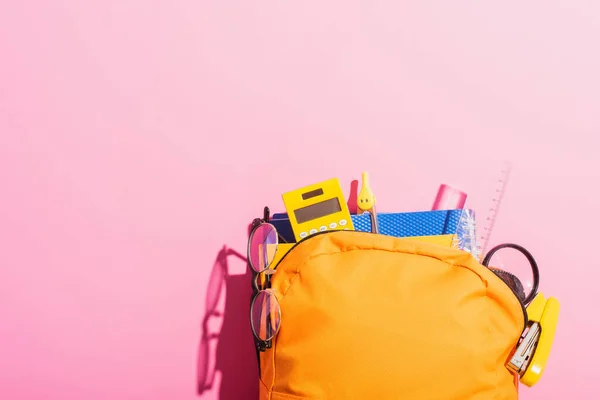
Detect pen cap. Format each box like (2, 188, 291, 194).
(432, 184, 467, 210)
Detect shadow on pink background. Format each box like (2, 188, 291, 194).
(196, 245, 257, 400)
(1, 1, 599, 399)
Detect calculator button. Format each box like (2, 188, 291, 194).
(309, 228, 318, 235)
(329, 222, 337, 229)
(300, 232, 308, 239)
(319, 226, 327, 232)
(339, 219, 347, 226)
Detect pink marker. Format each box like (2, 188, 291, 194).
(432, 184, 467, 210)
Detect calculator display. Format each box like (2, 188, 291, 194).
(294, 198, 342, 224)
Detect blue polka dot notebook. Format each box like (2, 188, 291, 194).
(270, 209, 463, 244)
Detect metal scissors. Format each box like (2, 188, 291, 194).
(356, 172, 379, 233)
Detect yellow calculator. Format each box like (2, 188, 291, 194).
(282, 178, 354, 242)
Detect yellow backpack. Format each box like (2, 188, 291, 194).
(250, 222, 559, 399)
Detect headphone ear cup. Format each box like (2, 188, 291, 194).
(491, 268, 527, 304)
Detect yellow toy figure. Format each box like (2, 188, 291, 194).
(357, 171, 379, 233)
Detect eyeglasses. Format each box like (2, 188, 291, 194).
(247, 220, 285, 351)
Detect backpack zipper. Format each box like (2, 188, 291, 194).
(271, 229, 528, 330)
(271, 229, 334, 270)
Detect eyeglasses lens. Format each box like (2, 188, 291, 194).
(249, 224, 278, 273)
(251, 290, 281, 342)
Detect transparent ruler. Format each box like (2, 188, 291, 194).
(476, 161, 512, 261)
(453, 161, 512, 262)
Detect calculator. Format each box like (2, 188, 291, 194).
(282, 178, 354, 242)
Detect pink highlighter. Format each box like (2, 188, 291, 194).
(432, 184, 467, 210)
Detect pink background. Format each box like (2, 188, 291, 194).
(1, 1, 597, 399)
